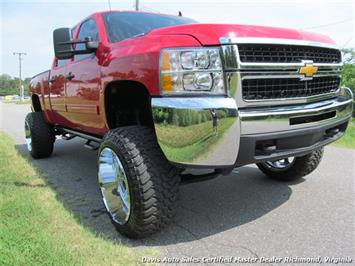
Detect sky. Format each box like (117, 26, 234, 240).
(0, 0, 354, 78)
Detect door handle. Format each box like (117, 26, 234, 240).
(49, 76, 57, 83)
(66, 72, 75, 80)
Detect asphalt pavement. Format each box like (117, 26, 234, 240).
(1, 102, 354, 265)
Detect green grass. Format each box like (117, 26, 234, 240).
(156, 118, 236, 162)
(0, 133, 157, 266)
(333, 118, 355, 149)
(156, 121, 214, 148)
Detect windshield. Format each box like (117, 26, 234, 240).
(103, 12, 197, 43)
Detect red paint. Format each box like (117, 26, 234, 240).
(149, 23, 336, 45)
(30, 11, 337, 136)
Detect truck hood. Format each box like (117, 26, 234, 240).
(149, 23, 335, 46)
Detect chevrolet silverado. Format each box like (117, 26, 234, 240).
(26, 11, 353, 238)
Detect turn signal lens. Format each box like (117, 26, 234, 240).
(161, 75, 173, 92)
(161, 52, 171, 71)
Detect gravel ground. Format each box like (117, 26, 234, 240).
(1, 102, 354, 265)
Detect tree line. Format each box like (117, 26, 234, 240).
(153, 108, 237, 127)
(341, 49, 355, 117)
(0, 74, 31, 96)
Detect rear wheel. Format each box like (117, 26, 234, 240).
(98, 126, 180, 238)
(256, 149, 324, 181)
(25, 112, 55, 158)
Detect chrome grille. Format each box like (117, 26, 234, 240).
(242, 76, 340, 101)
(237, 44, 341, 64)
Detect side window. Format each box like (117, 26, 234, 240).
(56, 59, 70, 67)
(74, 19, 98, 61)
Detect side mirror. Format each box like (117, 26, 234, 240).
(53, 29, 99, 60)
(53, 28, 74, 60)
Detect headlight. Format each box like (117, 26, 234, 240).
(159, 48, 225, 95)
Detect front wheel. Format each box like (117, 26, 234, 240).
(98, 126, 180, 238)
(256, 148, 324, 181)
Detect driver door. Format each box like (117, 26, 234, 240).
(64, 18, 103, 134)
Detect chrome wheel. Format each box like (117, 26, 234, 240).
(262, 157, 295, 171)
(25, 121, 32, 151)
(98, 147, 131, 225)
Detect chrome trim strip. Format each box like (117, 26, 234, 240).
(151, 97, 240, 168)
(221, 44, 342, 71)
(237, 62, 343, 70)
(220, 37, 339, 50)
(239, 87, 353, 135)
(241, 91, 340, 104)
(240, 99, 352, 118)
(240, 73, 342, 80)
(236, 67, 343, 72)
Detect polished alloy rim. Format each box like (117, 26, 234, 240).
(263, 157, 295, 171)
(25, 121, 32, 151)
(98, 147, 131, 225)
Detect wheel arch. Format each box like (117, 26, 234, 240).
(31, 94, 42, 112)
(103, 80, 154, 129)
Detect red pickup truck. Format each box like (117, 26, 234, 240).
(27, 11, 353, 238)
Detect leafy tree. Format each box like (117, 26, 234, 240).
(342, 48, 355, 64)
(341, 48, 355, 117)
(0, 74, 30, 96)
(342, 64, 355, 93)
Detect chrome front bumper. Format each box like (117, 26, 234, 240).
(151, 87, 353, 168)
(151, 97, 240, 167)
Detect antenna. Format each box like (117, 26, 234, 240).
(178, 11, 182, 16)
(108, 0, 112, 10)
(135, 0, 139, 11)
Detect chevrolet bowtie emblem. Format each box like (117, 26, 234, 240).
(299, 63, 318, 77)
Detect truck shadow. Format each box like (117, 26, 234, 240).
(16, 138, 301, 248)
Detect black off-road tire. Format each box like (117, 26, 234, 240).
(25, 112, 55, 159)
(256, 149, 324, 181)
(98, 126, 180, 238)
